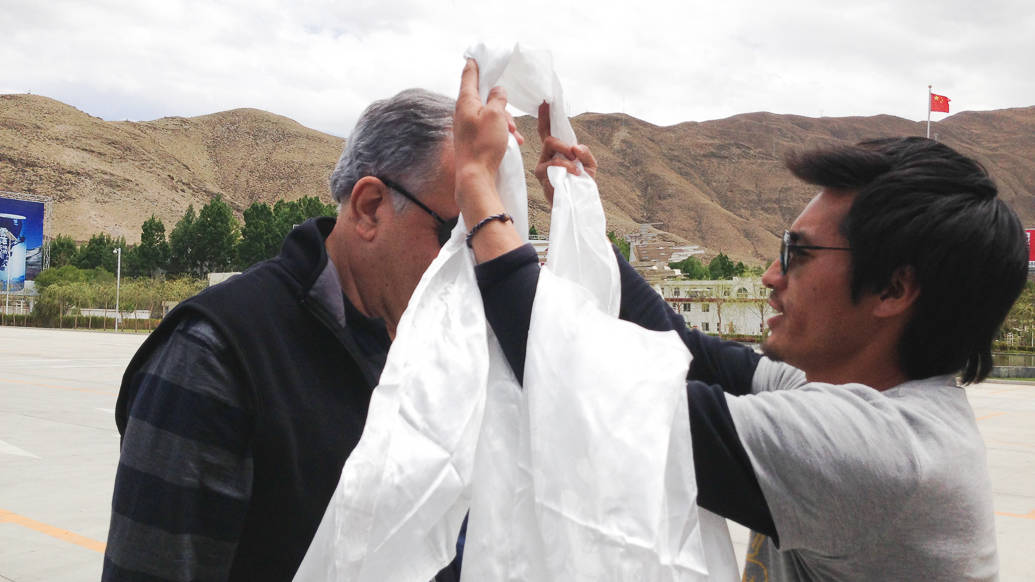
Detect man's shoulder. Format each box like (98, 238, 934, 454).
(116, 309, 245, 433)
(176, 262, 301, 331)
(159, 312, 230, 356)
(747, 356, 807, 394)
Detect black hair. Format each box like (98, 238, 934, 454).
(785, 137, 1028, 384)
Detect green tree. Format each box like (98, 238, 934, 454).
(708, 252, 737, 280)
(238, 202, 280, 268)
(1001, 281, 1035, 347)
(193, 196, 240, 274)
(74, 233, 118, 271)
(607, 231, 630, 260)
(34, 265, 114, 292)
(168, 205, 197, 275)
(121, 244, 139, 277)
(34, 264, 88, 290)
(272, 199, 306, 239)
(262, 197, 336, 262)
(49, 234, 78, 268)
(295, 195, 337, 220)
(90, 266, 116, 285)
(669, 256, 710, 279)
(136, 215, 171, 277)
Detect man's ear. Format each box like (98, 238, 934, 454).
(348, 177, 387, 242)
(874, 265, 920, 318)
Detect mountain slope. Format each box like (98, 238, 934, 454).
(2, 93, 1032, 264)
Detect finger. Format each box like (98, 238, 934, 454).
(537, 102, 551, 140)
(505, 112, 525, 145)
(573, 144, 598, 176)
(539, 152, 578, 175)
(457, 59, 481, 108)
(540, 136, 576, 162)
(486, 85, 508, 111)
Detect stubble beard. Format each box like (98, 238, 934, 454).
(760, 337, 786, 363)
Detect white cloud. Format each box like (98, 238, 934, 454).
(2, 0, 1032, 136)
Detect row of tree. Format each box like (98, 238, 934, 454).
(668, 252, 764, 280)
(34, 269, 206, 323)
(1000, 281, 1035, 349)
(49, 196, 337, 277)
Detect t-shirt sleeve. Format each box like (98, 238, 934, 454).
(682, 331, 763, 396)
(750, 357, 808, 394)
(613, 247, 765, 396)
(725, 383, 921, 553)
(476, 244, 540, 384)
(687, 381, 779, 540)
(103, 315, 254, 582)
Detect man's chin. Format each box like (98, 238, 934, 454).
(760, 338, 785, 362)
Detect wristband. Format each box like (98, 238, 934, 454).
(465, 213, 513, 248)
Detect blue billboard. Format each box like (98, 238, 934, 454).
(0, 197, 45, 290)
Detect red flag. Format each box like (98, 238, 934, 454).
(930, 93, 950, 113)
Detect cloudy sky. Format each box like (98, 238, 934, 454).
(3, 0, 1032, 137)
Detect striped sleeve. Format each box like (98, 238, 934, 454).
(103, 315, 254, 582)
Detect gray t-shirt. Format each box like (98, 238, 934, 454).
(727, 358, 998, 581)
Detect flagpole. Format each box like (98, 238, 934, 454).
(931, 84, 939, 138)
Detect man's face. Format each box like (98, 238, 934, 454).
(760, 189, 880, 379)
(377, 143, 459, 331)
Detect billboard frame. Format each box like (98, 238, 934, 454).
(0, 190, 53, 273)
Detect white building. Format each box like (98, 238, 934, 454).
(655, 277, 772, 337)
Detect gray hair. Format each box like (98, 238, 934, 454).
(330, 88, 455, 210)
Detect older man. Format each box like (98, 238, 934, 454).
(454, 58, 1026, 580)
(103, 89, 467, 581)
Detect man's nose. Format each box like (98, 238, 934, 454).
(761, 259, 783, 289)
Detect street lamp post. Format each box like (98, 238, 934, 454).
(113, 247, 122, 332)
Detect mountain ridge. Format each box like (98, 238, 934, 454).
(2, 93, 1032, 264)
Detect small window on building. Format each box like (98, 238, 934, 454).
(702, 322, 710, 331)
(736, 287, 749, 298)
(702, 303, 710, 312)
(682, 303, 692, 312)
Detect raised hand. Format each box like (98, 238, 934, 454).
(533, 102, 597, 205)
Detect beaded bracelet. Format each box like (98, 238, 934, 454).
(465, 213, 513, 248)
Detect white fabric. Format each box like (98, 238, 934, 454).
(293, 217, 487, 581)
(294, 44, 737, 582)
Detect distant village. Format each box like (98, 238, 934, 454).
(531, 223, 772, 341)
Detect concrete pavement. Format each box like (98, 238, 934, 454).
(1, 326, 1033, 580)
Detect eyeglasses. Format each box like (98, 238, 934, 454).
(376, 176, 458, 247)
(779, 230, 851, 275)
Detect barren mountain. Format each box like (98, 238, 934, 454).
(0, 94, 343, 244)
(2, 93, 1032, 264)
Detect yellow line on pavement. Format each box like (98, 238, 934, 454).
(0, 508, 106, 553)
(996, 509, 1035, 521)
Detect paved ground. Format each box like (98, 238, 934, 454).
(1, 326, 1033, 581)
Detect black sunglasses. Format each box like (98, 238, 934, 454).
(376, 177, 458, 247)
(779, 230, 851, 275)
